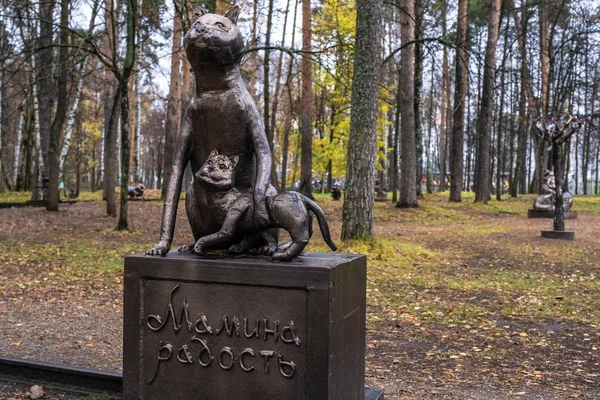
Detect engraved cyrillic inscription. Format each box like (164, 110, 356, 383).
(145, 285, 302, 384)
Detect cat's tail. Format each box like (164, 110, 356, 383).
(300, 195, 338, 252)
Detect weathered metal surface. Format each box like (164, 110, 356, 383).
(124, 252, 367, 399)
(146, 7, 276, 258)
(146, 8, 335, 261)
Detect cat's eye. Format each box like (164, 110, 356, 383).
(215, 21, 226, 29)
(219, 163, 227, 169)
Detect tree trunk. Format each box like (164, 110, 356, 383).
(161, 0, 183, 200)
(426, 61, 435, 194)
(596, 138, 600, 194)
(299, 0, 313, 198)
(552, 143, 565, 231)
(0, 7, 4, 193)
(534, 1, 550, 193)
(510, 0, 533, 196)
(248, 0, 259, 96)
(391, 81, 400, 203)
(512, 69, 528, 197)
(47, 0, 70, 211)
(263, 0, 274, 147)
(439, 0, 449, 191)
(449, 0, 468, 202)
(495, 16, 510, 201)
(13, 102, 25, 188)
(413, 0, 424, 198)
(130, 0, 144, 184)
(133, 64, 142, 182)
(59, 0, 100, 180)
(116, 0, 137, 231)
(33, 0, 55, 201)
(340, 0, 382, 240)
(280, 0, 299, 192)
(474, 0, 501, 203)
(103, 0, 119, 216)
(397, 0, 418, 208)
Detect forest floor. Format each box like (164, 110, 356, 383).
(0, 191, 599, 399)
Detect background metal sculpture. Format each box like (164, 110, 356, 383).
(532, 170, 573, 212)
(147, 7, 333, 260)
(533, 114, 584, 236)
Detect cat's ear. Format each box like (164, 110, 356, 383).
(224, 6, 240, 25)
(229, 155, 239, 168)
(193, 6, 206, 21)
(209, 149, 219, 158)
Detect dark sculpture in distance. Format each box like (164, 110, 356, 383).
(532, 170, 573, 212)
(128, 184, 145, 200)
(147, 7, 334, 260)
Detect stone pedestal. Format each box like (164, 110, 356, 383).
(541, 230, 575, 240)
(124, 252, 370, 400)
(527, 209, 578, 219)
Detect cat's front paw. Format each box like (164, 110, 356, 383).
(272, 250, 294, 261)
(147, 243, 170, 257)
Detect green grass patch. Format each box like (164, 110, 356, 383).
(0, 191, 35, 203)
(0, 188, 164, 203)
(0, 239, 146, 279)
(308, 237, 440, 269)
(573, 195, 600, 213)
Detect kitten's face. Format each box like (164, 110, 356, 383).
(197, 150, 239, 188)
(184, 8, 244, 68)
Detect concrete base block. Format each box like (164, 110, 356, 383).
(124, 252, 374, 400)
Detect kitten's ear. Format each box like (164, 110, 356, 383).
(209, 149, 219, 158)
(193, 6, 206, 21)
(224, 6, 240, 24)
(229, 155, 239, 168)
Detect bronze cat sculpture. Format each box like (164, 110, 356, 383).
(191, 150, 337, 261)
(147, 7, 277, 257)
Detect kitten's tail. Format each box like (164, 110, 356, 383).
(300, 195, 338, 251)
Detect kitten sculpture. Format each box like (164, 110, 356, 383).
(147, 7, 277, 257)
(193, 150, 338, 261)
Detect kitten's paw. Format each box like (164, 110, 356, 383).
(146, 244, 169, 257)
(228, 244, 244, 255)
(257, 244, 276, 256)
(178, 244, 194, 253)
